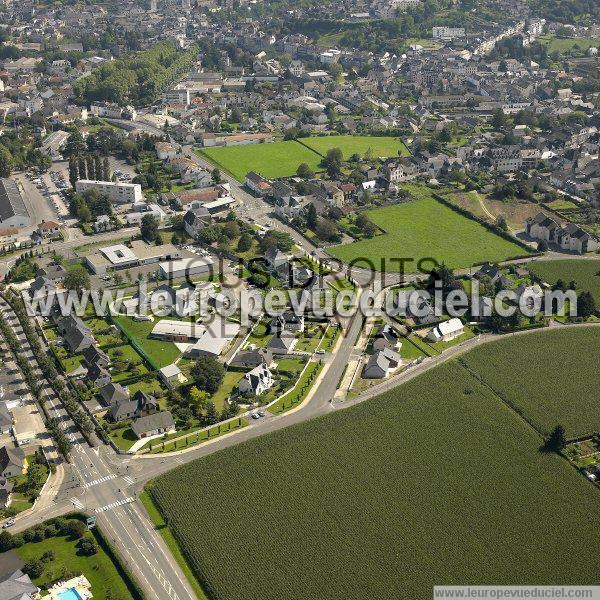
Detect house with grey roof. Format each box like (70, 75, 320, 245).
(110, 390, 158, 423)
(99, 382, 129, 408)
(0, 550, 39, 600)
(0, 445, 25, 478)
(57, 315, 95, 353)
(229, 348, 273, 369)
(0, 478, 13, 508)
(87, 362, 112, 389)
(131, 411, 175, 439)
(362, 347, 402, 379)
(266, 331, 297, 354)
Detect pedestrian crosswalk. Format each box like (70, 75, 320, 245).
(123, 476, 134, 485)
(95, 497, 134, 513)
(70, 497, 84, 510)
(83, 474, 117, 489)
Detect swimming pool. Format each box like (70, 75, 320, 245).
(57, 588, 83, 600)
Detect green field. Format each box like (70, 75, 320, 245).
(538, 34, 600, 54)
(329, 194, 528, 270)
(300, 135, 408, 158)
(199, 141, 322, 182)
(113, 316, 181, 368)
(460, 327, 600, 438)
(529, 259, 600, 305)
(148, 330, 600, 600)
(15, 522, 135, 599)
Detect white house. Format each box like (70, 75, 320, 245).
(427, 318, 464, 343)
(238, 364, 274, 396)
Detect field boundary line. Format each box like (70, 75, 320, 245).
(456, 358, 547, 439)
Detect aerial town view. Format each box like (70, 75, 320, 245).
(0, 0, 598, 598)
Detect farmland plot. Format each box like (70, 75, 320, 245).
(459, 327, 600, 438)
(148, 355, 600, 600)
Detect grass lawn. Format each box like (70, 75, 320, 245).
(113, 316, 181, 369)
(538, 34, 600, 53)
(211, 370, 245, 412)
(244, 319, 271, 348)
(107, 425, 138, 451)
(15, 526, 135, 599)
(328, 194, 528, 271)
(268, 360, 322, 414)
(528, 259, 600, 305)
(198, 141, 322, 182)
(460, 327, 600, 438)
(148, 356, 600, 600)
(300, 135, 408, 158)
(399, 335, 427, 360)
(294, 323, 328, 352)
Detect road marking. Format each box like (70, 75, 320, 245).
(83, 474, 117, 489)
(95, 497, 134, 513)
(123, 476, 134, 485)
(70, 497, 84, 509)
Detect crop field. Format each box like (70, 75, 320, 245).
(328, 195, 528, 270)
(147, 354, 600, 600)
(460, 327, 600, 438)
(528, 259, 600, 305)
(198, 141, 322, 182)
(300, 135, 408, 158)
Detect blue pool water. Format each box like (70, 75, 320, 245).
(57, 589, 83, 600)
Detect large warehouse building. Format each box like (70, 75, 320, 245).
(0, 178, 30, 229)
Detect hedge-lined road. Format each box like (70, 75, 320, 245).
(0, 295, 197, 600)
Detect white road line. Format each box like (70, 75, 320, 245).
(123, 476, 134, 485)
(70, 497, 84, 510)
(83, 474, 118, 489)
(95, 497, 134, 513)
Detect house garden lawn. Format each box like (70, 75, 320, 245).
(268, 360, 322, 414)
(328, 195, 528, 271)
(398, 335, 427, 360)
(113, 316, 181, 368)
(459, 327, 600, 438)
(210, 370, 246, 412)
(107, 424, 138, 452)
(198, 141, 322, 182)
(15, 526, 135, 599)
(300, 135, 409, 158)
(147, 355, 600, 600)
(528, 259, 600, 305)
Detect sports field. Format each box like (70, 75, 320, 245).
(300, 135, 408, 158)
(148, 328, 600, 600)
(460, 327, 600, 438)
(198, 141, 322, 182)
(328, 194, 528, 270)
(528, 259, 600, 305)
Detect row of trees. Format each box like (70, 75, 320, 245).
(73, 41, 199, 107)
(0, 314, 72, 457)
(5, 292, 96, 452)
(68, 153, 111, 187)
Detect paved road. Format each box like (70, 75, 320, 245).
(0, 295, 197, 600)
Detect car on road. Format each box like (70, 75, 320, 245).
(257, 411, 265, 417)
(315, 349, 325, 355)
(3, 519, 15, 528)
(251, 413, 260, 420)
